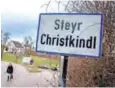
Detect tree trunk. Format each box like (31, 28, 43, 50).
(1, 46, 5, 60)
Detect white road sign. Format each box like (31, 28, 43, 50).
(36, 13, 103, 58)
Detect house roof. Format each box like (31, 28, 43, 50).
(11, 41, 23, 48)
(24, 45, 31, 47)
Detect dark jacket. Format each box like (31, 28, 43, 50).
(7, 65, 13, 74)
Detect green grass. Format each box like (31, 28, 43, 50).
(2, 52, 22, 64)
(31, 55, 59, 68)
(2, 53, 59, 72)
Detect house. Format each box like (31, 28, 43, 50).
(7, 41, 24, 54)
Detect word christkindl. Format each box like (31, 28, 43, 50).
(40, 34, 96, 49)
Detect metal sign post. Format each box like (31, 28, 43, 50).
(58, 56, 68, 87)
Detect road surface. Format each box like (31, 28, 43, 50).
(1, 61, 58, 87)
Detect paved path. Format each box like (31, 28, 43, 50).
(1, 61, 58, 87)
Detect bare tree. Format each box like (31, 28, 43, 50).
(24, 36, 34, 56)
(40, 0, 67, 13)
(1, 31, 11, 60)
(64, 1, 115, 87)
(55, 0, 61, 12)
(24, 36, 29, 46)
(41, 0, 52, 12)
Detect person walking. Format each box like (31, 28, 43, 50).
(6, 63, 14, 81)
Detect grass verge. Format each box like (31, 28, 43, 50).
(2, 53, 59, 72)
